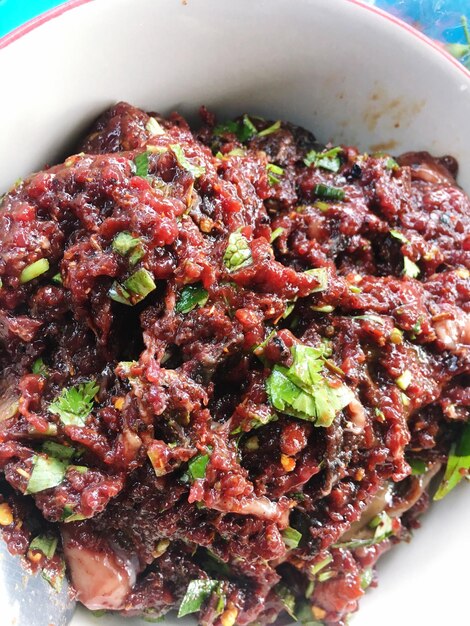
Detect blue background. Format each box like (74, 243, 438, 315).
(0, 0, 469, 46)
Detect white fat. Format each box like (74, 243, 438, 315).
(61, 530, 137, 610)
(434, 311, 470, 354)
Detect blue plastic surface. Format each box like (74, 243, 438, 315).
(0, 0, 469, 50)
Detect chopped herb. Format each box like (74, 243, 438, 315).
(146, 117, 165, 136)
(258, 120, 281, 137)
(334, 511, 393, 549)
(29, 535, 58, 559)
(110, 268, 158, 305)
(360, 567, 374, 590)
(41, 441, 76, 461)
(20, 258, 50, 284)
(178, 579, 224, 618)
(314, 183, 345, 202)
(304, 267, 329, 293)
(175, 283, 209, 314)
(223, 232, 253, 272)
(51, 273, 63, 285)
(32, 358, 48, 377)
(352, 314, 386, 325)
(304, 146, 342, 172)
(266, 163, 284, 186)
(214, 115, 258, 142)
(434, 423, 470, 500)
(318, 570, 335, 582)
(409, 459, 427, 475)
(349, 285, 362, 294)
(266, 344, 353, 426)
(311, 305, 335, 313)
(403, 256, 420, 278)
(314, 200, 330, 212)
(170, 144, 205, 178)
(48, 380, 99, 426)
(385, 157, 399, 171)
(390, 229, 409, 244)
(396, 370, 412, 391)
(282, 526, 302, 549)
(134, 152, 150, 177)
(410, 318, 422, 338)
(188, 453, 210, 481)
(112, 232, 144, 266)
(311, 555, 333, 576)
(275, 583, 296, 619)
(42, 558, 65, 591)
(270, 227, 284, 243)
(26, 455, 68, 494)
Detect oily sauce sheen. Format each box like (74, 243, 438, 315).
(0, 102, 469, 626)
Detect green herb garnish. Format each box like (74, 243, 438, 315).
(434, 423, 470, 500)
(26, 455, 68, 494)
(395, 369, 412, 391)
(32, 358, 48, 377)
(258, 120, 281, 137)
(314, 183, 345, 202)
(275, 583, 296, 619)
(175, 283, 209, 314)
(267, 163, 284, 186)
(266, 344, 353, 426)
(304, 146, 342, 172)
(41, 441, 76, 461)
(282, 526, 302, 549)
(223, 232, 253, 272)
(51, 273, 63, 285)
(48, 380, 99, 426)
(214, 115, 258, 142)
(170, 144, 205, 178)
(20, 259, 49, 284)
(29, 535, 58, 559)
(304, 267, 329, 293)
(385, 157, 399, 171)
(409, 459, 427, 475)
(112, 232, 144, 264)
(178, 579, 224, 618)
(390, 229, 409, 244)
(335, 511, 393, 549)
(188, 453, 210, 481)
(146, 117, 165, 136)
(403, 257, 420, 278)
(134, 152, 150, 177)
(270, 227, 284, 243)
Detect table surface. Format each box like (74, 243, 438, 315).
(0, 0, 469, 48)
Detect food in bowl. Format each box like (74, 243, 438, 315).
(0, 102, 468, 626)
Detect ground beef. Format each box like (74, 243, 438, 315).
(0, 102, 468, 626)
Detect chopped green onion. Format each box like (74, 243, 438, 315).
(403, 257, 420, 278)
(213, 116, 257, 142)
(360, 567, 374, 590)
(318, 570, 335, 582)
(304, 267, 329, 293)
(110, 268, 157, 306)
(275, 583, 297, 619)
(282, 526, 302, 549)
(223, 232, 253, 272)
(314, 201, 330, 212)
(304, 146, 342, 172)
(170, 144, 205, 178)
(175, 283, 209, 314)
(311, 305, 335, 313)
(310, 555, 333, 576)
(42, 558, 65, 591)
(26, 455, 68, 494)
(266, 163, 284, 186)
(48, 380, 99, 426)
(396, 370, 412, 391)
(112, 232, 141, 255)
(134, 152, 150, 177)
(188, 453, 210, 481)
(434, 423, 470, 500)
(146, 117, 165, 136)
(258, 120, 281, 137)
(29, 535, 58, 559)
(51, 273, 63, 285)
(390, 230, 409, 244)
(270, 227, 284, 243)
(314, 184, 345, 202)
(385, 157, 400, 171)
(178, 579, 224, 618)
(409, 459, 427, 475)
(20, 259, 49, 284)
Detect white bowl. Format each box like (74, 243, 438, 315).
(0, 1, 469, 625)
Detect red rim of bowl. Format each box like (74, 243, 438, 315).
(0, 0, 469, 79)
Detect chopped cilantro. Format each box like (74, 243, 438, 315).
(223, 232, 253, 272)
(20, 258, 50, 284)
(282, 526, 302, 549)
(134, 152, 150, 177)
(32, 358, 48, 377)
(434, 423, 470, 500)
(48, 380, 99, 426)
(314, 183, 345, 201)
(41, 441, 76, 461)
(304, 146, 342, 172)
(214, 115, 257, 142)
(51, 273, 63, 285)
(266, 344, 353, 426)
(188, 453, 210, 480)
(175, 283, 209, 314)
(178, 579, 224, 618)
(170, 144, 205, 178)
(403, 256, 420, 278)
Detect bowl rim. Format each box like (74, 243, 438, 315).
(0, 0, 470, 82)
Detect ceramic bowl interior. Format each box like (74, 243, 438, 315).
(0, 1, 469, 624)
